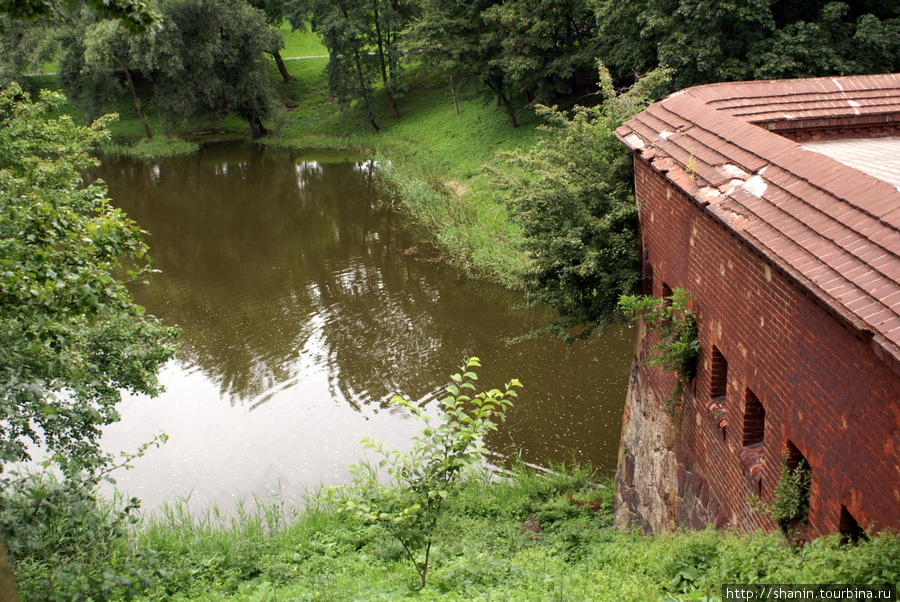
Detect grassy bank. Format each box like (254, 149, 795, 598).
(264, 54, 541, 285)
(52, 30, 541, 285)
(10, 465, 899, 601)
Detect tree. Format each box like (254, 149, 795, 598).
(482, 0, 599, 105)
(0, 83, 178, 470)
(640, 0, 775, 89)
(0, 0, 156, 32)
(496, 66, 670, 341)
(146, 0, 278, 138)
(59, 15, 155, 139)
(369, 0, 414, 118)
(248, 0, 293, 83)
(0, 16, 58, 87)
(752, 2, 900, 80)
(404, 0, 520, 127)
(328, 357, 520, 589)
(594, 0, 900, 91)
(298, 0, 412, 128)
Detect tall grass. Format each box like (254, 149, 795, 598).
(8, 463, 899, 600)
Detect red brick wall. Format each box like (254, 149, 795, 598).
(632, 156, 900, 537)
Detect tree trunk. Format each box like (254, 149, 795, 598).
(449, 74, 460, 116)
(372, 0, 399, 118)
(0, 537, 20, 602)
(498, 90, 518, 127)
(270, 49, 292, 83)
(249, 116, 267, 139)
(485, 79, 518, 128)
(385, 90, 398, 119)
(352, 47, 380, 131)
(117, 57, 152, 141)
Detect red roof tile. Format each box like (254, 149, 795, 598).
(617, 74, 900, 362)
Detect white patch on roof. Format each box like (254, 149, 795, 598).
(743, 174, 768, 198)
(625, 134, 645, 149)
(719, 163, 750, 180)
(721, 179, 745, 196)
(659, 131, 675, 140)
(697, 187, 723, 203)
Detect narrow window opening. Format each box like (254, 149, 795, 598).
(742, 390, 765, 447)
(785, 441, 807, 473)
(839, 506, 868, 544)
(710, 347, 728, 399)
(707, 347, 728, 436)
(740, 390, 765, 483)
(642, 260, 654, 296)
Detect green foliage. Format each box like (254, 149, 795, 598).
(326, 357, 520, 588)
(0, 16, 58, 87)
(146, 0, 278, 138)
(497, 65, 670, 342)
(0, 0, 157, 34)
(482, 0, 599, 104)
(752, 2, 900, 80)
(403, 0, 520, 127)
(0, 83, 178, 470)
(753, 457, 812, 538)
(1, 435, 167, 601)
(618, 286, 700, 415)
(102, 136, 200, 159)
(298, 0, 414, 128)
(6, 455, 898, 600)
(596, 0, 900, 91)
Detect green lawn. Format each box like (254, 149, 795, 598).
(276, 24, 327, 58)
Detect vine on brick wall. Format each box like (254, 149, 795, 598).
(618, 287, 700, 417)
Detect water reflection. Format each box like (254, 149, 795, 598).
(97, 143, 632, 511)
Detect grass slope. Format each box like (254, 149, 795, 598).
(13, 466, 898, 601)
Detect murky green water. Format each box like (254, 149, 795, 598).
(97, 142, 633, 510)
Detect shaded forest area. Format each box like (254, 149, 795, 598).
(2, 0, 899, 135)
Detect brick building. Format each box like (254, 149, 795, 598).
(613, 74, 900, 538)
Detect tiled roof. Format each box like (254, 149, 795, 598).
(616, 74, 900, 363)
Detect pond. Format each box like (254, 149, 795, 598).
(96, 142, 633, 511)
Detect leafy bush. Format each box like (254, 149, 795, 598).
(1, 436, 167, 601)
(751, 457, 812, 542)
(496, 64, 671, 342)
(326, 357, 520, 589)
(618, 286, 700, 415)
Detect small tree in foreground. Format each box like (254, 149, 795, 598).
(0, 83, 178, 470)
(325, 357, 520, 589)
